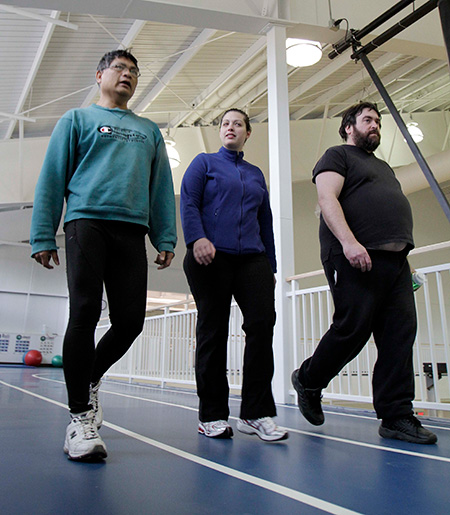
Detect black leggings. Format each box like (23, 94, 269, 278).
(63, 219, 148, 413)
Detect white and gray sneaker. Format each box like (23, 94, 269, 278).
(237, 417, 288, 442)
(89, 379, 103, 429)
(198, 420, 233, 438)
(63, 410, 107, 461)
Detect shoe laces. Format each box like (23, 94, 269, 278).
(256, 417, 277, 431)
(305, 388, 322, 401)
(212, 420, 229, 429)
(89, 381, 101, 409)
(90, 380, 102, 394)
(405, 414, 421, 428)
(72, 413, 98, 440)
(385, 414, 421, 431)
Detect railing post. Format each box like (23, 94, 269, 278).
(159, 306, 169, 388)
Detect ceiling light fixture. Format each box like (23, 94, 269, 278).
(164, 131, 180, 169)
(406, 121, 424, 143)
(286, 38, 323, 67)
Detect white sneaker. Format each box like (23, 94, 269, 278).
(198, 420, 233, 438)
(63, 410, 107, 461)
(237, 417, 288, 442)
(89, 379, 103, 429)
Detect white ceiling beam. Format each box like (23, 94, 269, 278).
(183, 52, 267, 127)
(390, 67, 449, 109)
(235, 80, 269, 111)
(327, 56, 429, 118)
(0, 112, 35, 122)
(252, 51, 350, 123)
(134, 29, 217, 113)
(422, 93, 450, 113)
(0, 0, 292, 35)
(200, 65, 268, 125)
(0, 4, 78, 30)
(385, 62, 445, 100)
(399, 79, 450, 112)
(80, 19, 147, 108)
(4, 10, 60, 140)
(170, 36, 267, 128)
(290, 53, 398, 120)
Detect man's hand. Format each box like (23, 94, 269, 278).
(343, 241, 372, 272)
(33, 250, 60, 270)
(193, 237, 216, 265)
(154, 251, 174, 270)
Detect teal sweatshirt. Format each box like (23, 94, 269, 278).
(30, 104, 177, 256)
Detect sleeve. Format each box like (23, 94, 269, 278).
(148, 130, 177, 253)
(29, 115, 77, 256)
(180, 154, 208, 247)
(257, 180, 277, 274)
(312, 146, 348, 183)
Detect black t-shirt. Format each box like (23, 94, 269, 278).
(312, 145, 414, 262)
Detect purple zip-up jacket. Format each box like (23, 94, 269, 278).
(180, 146, 276, 273)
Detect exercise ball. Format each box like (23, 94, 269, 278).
(24, 349, 42, 367)
(51, 355, 63, 367)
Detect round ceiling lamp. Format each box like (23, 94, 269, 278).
(164, 133, 181, 169)
(286, 38, 323, 67)
(406, 122, 424, 143)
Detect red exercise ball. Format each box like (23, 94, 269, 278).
(24, 349, 42, 366)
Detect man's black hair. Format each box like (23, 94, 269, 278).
(339, 102, 381, 141)
(97, 49, 138, 72)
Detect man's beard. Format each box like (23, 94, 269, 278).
(352, 126, 381, 152)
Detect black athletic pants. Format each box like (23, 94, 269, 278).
(299, 249, 417, 420)
(183, 249, 277, 422)
(63, 219, 148, 413)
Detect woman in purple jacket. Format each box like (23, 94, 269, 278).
(180, 109, 288, 442)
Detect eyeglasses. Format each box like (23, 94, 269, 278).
(107, 63, 141, 78)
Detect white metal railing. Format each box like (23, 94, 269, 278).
(102, 301, 245, 390)
(102, 241, 450, 413)
(286, 258, 450, 412)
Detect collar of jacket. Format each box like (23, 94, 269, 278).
(219, 146, 244, 162)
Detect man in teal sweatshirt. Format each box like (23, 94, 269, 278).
(30, 49, 177, 461)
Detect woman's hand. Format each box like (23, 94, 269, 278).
(193, 238, 216, 265)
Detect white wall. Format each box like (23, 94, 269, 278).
(0, 244, 68, 335)
(0, 114, 449, 329)
(2, 112, 450, 203)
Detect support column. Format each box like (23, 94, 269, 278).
(266, 24, 295, 403)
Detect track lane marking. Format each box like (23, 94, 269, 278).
(0, 379, 361, 515)
(26, 375, 450, 462)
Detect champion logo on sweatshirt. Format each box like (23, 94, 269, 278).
(97, 125, 147, 143)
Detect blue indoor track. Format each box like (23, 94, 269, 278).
(1, 365, 450, 515)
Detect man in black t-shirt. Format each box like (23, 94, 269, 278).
(291, 102, 437, 445)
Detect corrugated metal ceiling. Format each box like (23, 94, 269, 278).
(1, 6, 449, 140)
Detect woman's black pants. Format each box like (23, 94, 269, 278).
(184, 249, 277, 422)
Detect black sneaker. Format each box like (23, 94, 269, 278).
(291, 368, 324, 426)
(379, 415, 437, 444)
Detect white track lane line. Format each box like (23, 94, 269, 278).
(0, 379, 360, 515)
(31, 374, 450, 461)
(34, 374, 450, 431)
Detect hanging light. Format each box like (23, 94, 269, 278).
(164, 132, 180, 169)
(406, 121, 424, 143)
(286, 38, 323, 67)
